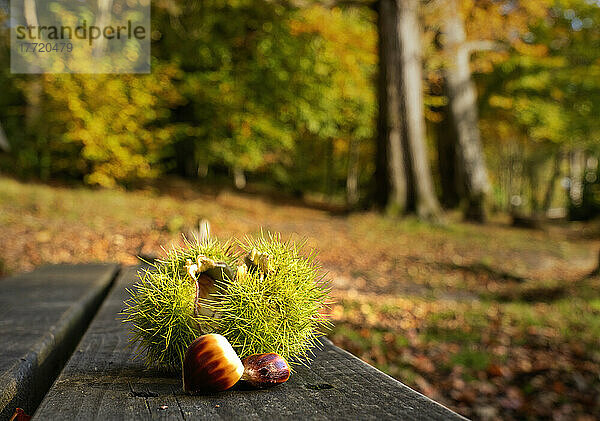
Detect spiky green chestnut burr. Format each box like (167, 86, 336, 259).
(123, 232, 331, 372)
(197, 232, 332, 365)
(122, 237, 237, 371)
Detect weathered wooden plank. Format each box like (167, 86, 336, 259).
(34, 267, 466, 420)
(0, 263, 119, 420)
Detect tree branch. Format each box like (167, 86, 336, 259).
(462, 40, 506, 55)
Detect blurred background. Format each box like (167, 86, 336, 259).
(0, 0, 599, 419)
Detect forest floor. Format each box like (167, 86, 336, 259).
(1, 175, 599, 420)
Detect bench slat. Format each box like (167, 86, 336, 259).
(34, 267, 465, 420)
(0, 263, 119, 420)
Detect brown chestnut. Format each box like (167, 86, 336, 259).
(240, 353, 291, 388)
(182, 334, 244, 393)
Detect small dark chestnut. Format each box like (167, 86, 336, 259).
(240, 353, 291, 388)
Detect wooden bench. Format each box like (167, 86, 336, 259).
(2, 265, 466, 420)
(0, 264, 119, 420)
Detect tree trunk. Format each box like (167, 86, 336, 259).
(397, 0, 441, 220)
(174, 138, 197, 178)
(442, 0, 490, 222)
(233, 167, 246, 189)
(24, 0, 41, 130)
(436, 108, 460, 208)
(324, 138, 334, 196)
(542, 151, 561, 212)
(0, 122, 9, 152)
(93, 0, 114, 56)
(568, 148, 585, 207)
(375, 0, 408, 212)
(346, 138, 360, 207)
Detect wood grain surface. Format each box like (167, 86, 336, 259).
(0, 263, 119, 419)
(33, 267, 466, 420)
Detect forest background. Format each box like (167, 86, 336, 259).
(1, 0, 600, 419)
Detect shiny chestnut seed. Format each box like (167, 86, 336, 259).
(240, 353, 291, 388)
(182, 334, 244, 393)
